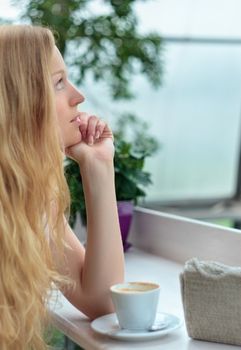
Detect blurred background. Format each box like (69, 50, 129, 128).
(2, 0, 241, 226)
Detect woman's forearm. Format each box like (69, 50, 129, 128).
(80, 159, 125, 316)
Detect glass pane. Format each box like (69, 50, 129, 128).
(143, 42, 241, 202)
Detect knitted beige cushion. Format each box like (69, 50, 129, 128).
(180, 258, 241, 346)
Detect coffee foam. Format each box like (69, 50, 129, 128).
(112, 282, 159, 293)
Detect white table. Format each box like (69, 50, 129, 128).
(49, 207, 241, 349)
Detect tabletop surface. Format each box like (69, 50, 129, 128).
(49, 247, 236, 350)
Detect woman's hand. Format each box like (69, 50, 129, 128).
(65, 112, 114, 165)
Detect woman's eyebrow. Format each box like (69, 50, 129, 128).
(52, 69, 65, 76)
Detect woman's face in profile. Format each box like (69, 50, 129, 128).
(51, 47, 85, 149)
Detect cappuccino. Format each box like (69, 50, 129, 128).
(113, 282, 159, 293)
(110, 281, 160, 330)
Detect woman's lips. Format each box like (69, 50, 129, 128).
(70, 115, 81, 123)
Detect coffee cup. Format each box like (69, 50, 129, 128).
(110, 281, 160, 331)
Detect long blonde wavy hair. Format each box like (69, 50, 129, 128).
(0, 25, 70, 349)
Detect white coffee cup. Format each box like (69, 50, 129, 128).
(110, 281, 160, 330)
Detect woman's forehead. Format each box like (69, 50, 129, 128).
(51, 46, 66, 75)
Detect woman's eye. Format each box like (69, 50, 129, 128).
(55, 78, 65, 91)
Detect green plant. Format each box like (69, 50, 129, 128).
(65, 113, 159, 227)
(114, 113, 159, 200)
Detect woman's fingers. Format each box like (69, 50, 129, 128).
(78, 112, 113, 145)
(96, 120, 110, 139)
(99, 129, 114, 140)
(78, 113, 88, 139)
(86, 115, 99, 145)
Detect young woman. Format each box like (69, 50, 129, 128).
(0, 25, 124, 349)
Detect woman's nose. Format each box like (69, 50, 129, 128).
(69, 84, 85, 106)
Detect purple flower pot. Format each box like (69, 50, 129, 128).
(117, 201, 134, 252)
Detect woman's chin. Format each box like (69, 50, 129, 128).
(65, 135, 82, 149)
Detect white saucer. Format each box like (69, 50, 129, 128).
(91, 312, 182, 341)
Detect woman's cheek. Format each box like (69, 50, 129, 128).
(64, 127, 82, 148)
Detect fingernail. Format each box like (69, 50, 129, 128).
(88, 135, 94, 145)
(95, 131, 100, 139)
